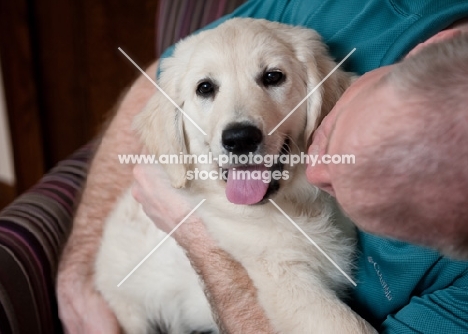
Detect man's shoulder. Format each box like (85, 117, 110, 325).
(356, 230, 468, 289)
(350, 230, 468, 326)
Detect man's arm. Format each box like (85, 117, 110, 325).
(180, 218, 277, 334)
(57, 61, 158, 334)
(381, 275, 468, 333)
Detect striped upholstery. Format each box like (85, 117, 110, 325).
(0, 1, 245, 333)
(0, 144, 95, 334)
(156, 0, 247, 57)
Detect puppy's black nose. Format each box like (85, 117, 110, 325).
(222, 123, 263, 154)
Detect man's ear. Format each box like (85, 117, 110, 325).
(133, 90, 189, 189)
(285, 27, 353, 147)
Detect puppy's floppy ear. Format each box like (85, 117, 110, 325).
(133, 82, 189, 189)
(133, 34, 206, 188)
(287, 28, 353, 146)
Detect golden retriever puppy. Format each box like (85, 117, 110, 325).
(94, 18, 375, 334)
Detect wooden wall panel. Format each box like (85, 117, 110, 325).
(0, 0, 158, 205)
(31, 0, 158, 168)
(0, 0, 45, 194)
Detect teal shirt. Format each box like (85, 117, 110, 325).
(160, 0, 468, 74)
(159, 1, 468, 332)
(351, 231, 468, 333)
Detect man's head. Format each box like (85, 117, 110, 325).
(307, 32, 468, 258)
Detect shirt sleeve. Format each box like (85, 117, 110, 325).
(380, 274, 468, 334)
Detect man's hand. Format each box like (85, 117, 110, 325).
(57, 274, 120, 334)
(132, 161, 198, 240)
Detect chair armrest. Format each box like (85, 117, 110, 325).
(0, 143, 95, 334)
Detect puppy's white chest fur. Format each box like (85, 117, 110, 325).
(95, 175, 367, 334)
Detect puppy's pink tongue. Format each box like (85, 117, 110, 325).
(226, 166, 269, 205)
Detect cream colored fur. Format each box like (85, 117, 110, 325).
(95, 18, 376, 334)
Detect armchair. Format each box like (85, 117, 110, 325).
(0, 1, 246, 333)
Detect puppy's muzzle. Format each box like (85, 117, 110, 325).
(222, 123, 263, 154)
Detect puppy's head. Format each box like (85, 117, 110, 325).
(134, 18, 352, 202)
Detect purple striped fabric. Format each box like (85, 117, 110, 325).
(0, 144, 95, 334)
(0, 1, 247, 333)
(156, 0, 247, 58)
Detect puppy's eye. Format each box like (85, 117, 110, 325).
(196, 81, 215, 97)
(262, 71, 284, 86)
